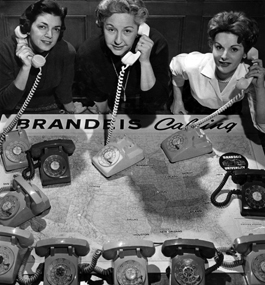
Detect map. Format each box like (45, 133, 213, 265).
(0, 114, 265, 276)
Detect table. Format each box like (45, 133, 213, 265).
(0, 113, 264, 285)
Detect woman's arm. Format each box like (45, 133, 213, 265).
(170, 75, 188, 115)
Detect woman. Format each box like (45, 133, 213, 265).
(170, 11, 265, 132)
(75, 0, 170, 114)
(0, 0, 85, 114)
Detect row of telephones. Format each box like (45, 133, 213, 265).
(1, 224, 264, 285)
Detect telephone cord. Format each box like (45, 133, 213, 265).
(22, 151, 40, 180)
(189, 90, 244, 129)
(217, 246, 244, 268)
(205, 249, 224, 275)
(210, 172, 241, 207)
(0, 68, 42, 154)
(106, 65, 128, 145)
(80, 249, 102, 275)
(17, 247, 44, 285)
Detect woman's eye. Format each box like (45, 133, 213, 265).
(231, 48, 239, 52)
(38, 25, 47, 30)
(124, 29, 133, 34)
(215, 45, 222, 50)
(54, 28, 61, 33)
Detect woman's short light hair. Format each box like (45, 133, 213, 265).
(95, 0, 149, 28)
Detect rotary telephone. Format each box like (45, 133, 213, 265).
(0, 225, 34, 284)
(161, 238, 223, 285)
(102, 239, 155, 285)
(220, 234, 265, 285)
(0, 26, 46, 172)
(92, 23, 150, 177)
(0, 175, 51, 227)
(210, 153, 265, 217)
(22, 139, 75, 186)
(34, 238, 90, 285)
(161, 47, 259, 163)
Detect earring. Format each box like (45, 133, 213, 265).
(243, 54, 247, 59)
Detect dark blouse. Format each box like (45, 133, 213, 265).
(75, 28, 170, 114)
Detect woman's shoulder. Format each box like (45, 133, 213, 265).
(149, 27, 168, 46)
(77, 35, 103, 58)
(55, 39, 76, 55)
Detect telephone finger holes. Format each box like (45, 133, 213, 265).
(243, 182, 265, 209)
(43, 155, 67, 178)
(5, 141, 28, 163)
(0, 247, 14, 275)
(47, 258, 76, 285)
(252, 253, 265, 282)
(173, 258, 202, 285)
(0, 195, 19, 220)
(167, 134, 187, 151)
(98, 145, 120, 167)
(117, 260, 146, 285)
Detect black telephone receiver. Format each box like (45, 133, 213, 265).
(102, 239, 155, 285)
(0, 174, 51, 227)
(22, 139, 75, 186)
(161, 238, 223, 285)
(34, 238, 90, 285)
(0, 225, 34, 284)
(210, 168, 265, 217)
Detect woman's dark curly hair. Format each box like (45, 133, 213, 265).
(95, 0, 149, 28)
(207, 11, 259, 53)
(19, 0, 67, 40)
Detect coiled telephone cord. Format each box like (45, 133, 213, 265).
(106, 65, 128, 145)
(189, 91, 244, 129)
(0, 69, 42, 154)
(210, 172, 241, 207)
(17, 247, 44, 285)
(205, 249, 224, 275)
(217, 246, 244, 268)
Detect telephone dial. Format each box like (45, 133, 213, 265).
(1, 127, 31, 171)
(92, 24, 150, 177)
(92, 136, 144, 177)
(0, 225, 34, 284)
(161, 127, 213, 163)
(0, 175, 50, 227)
(102, 239, 155, 285)
(34, 237, 90, 285)
(210, 153, 265, 217)
(22, 139, 75, 186)
(161, 238, 223, 285)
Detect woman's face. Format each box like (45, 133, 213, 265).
(29, 13, 62, 53)
(103, 13, 138, 57)
(212, 32, 246, 78)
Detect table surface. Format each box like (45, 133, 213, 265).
(0, 114, 264, 285)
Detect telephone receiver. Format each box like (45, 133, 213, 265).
(0, 225, 34, 284)
(0, 175, 51, 227)
(161, 238, 223, 285)
(33, 238, 90, 285)
(14, 26, 46, 68)
(236, 47, 259, 90)
(22, 139, 75, 186)
(121, 23, 150, 66)
(102, 239, 155, 285)
(1, 127, 31, 172)
(210, 167, 265, 217)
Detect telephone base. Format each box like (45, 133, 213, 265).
(0, 185, 51, 227)
(92, 136, 144, 177)
(1, 128, 31, 172)
(161, 127, 213, 163)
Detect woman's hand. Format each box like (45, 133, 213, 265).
(16, 44, 34, 69)
(136, 35, 154, 63)
(170, 98, 188, 115)
(246, 59, 265, 89)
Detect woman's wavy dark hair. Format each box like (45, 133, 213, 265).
(207, 11, 259, 53)
(19, 0, 67, 40)
(95, 0, 149, 28)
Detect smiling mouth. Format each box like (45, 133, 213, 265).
(42, 40, 52, 45)
(219, 61, 230, 67)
